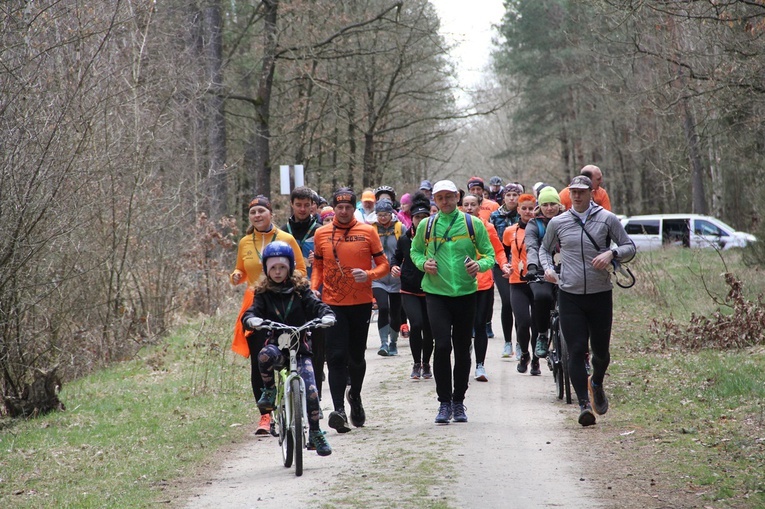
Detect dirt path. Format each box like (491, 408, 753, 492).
(182, 298, 606, 509)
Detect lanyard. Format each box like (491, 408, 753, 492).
(286, 219, 317, 247)
(431, 213, 460, 258)
(272, 293, 296, 322)
(252, 230, 278, 262)
(330, 225, 346, 271)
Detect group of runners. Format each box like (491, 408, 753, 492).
(229, 165, 636, 456)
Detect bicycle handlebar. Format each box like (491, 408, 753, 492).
(256, 317, 328, 333)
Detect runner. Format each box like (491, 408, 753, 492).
(410, 180, 495, 424)
(311, 188, 390, 433)
(371, 199, 404, 356)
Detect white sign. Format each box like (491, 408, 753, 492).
(279, 165, 305, 194)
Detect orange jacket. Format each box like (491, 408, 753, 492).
(477, 218, 507, 291)
(503, 222, 529, 285)
(559, 187, 611, 211)
(478, 199, 499, 222)
(311, 218, 389, 306)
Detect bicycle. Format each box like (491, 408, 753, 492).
(256, 317, 328, 477)
(529, 275, 572, 404)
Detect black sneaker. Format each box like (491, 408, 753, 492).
(346, 389, 366, 427)
(434, 402, 452, 424)
(452, 402, 468, 423)
(308, 429, 332, 456)
(256, 387, 276, 413)
(328, 409, 352, 433)
(530, 358, 541, 376)
(422, 363, 432, 379)
(588, 377, 609, 415)
(517, 353, 530, 373)
(578, 402, 597, 427)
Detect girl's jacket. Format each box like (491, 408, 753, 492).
(242, 283, 334, 356)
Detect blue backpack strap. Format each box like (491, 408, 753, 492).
(424, 214, 437, 246)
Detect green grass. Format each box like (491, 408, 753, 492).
(609, 247, 765, 506)
(0, 315, 258, 509)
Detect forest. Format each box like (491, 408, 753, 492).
(2, 0, 764, 415)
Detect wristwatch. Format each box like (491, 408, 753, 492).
(611, 248, 619, 260)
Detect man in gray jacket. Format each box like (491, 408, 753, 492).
(539, 175, 636, 426)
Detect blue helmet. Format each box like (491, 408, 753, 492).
(262, 241, 295, 274)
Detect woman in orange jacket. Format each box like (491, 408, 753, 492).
(503, 194, 540, 375)
(229, 195, 306, 434)
(462, 194, 507, 382)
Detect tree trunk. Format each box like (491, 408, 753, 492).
(253, 0, 278, 198)
(683, 98, 707, 214)
(203, 1, 227, 217)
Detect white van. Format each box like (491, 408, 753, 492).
(620, 214, 757, 251)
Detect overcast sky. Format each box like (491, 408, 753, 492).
(432, 0, 506, 88)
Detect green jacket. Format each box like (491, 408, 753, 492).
(410, 209, 495, 297)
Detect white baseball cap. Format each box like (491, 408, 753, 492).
(432, 180, 459, 194)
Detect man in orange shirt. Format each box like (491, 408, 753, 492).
(312, 187, 390, 433)
(559, 165, 612, 211)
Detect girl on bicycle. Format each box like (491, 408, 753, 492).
(242, 241, 336, 456)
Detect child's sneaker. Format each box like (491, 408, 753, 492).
(308, 429, 332, 456)
(257, 387, 276, 413)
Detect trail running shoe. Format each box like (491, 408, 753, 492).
(400, 323, 410, 338)
(535, 334, 549, 359)
(589, 377, 609, 415)
(578, 402, 597, 427)
(328, 409, 352, 433)
(530, 358, 541, 376)
(388, 342, 398, 356)
(452, 402, 468, 423)
(410, 363, 422, 380)
(486, 322, 494, 338)
(435, 402, 452, 424)
(255, 413, 272, 435)
(422, 363, 433, 379)
(475, 363, 488, 382)
(517, 353, 530, 373)
(346, 389, 366, 427)
(308, 430, 332, 456)
(377, 344, 389, 356)
(502, 342, 513, 358)
(256, 387, 276, 413)
(515, 343, 522, 359)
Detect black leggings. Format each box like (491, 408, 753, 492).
(246, 332, 267, 400)
(472, 289, 493, 364)
(529, 281, 555, 334)
(402, 293, 433, 365)
(492, 266, 514, 343)
(426, 292, 476, 403)
(558, 290, 612, 406)
(325, 303, 373, 411)
(510, 283, 537, 357)
(373, 287, 402, 333)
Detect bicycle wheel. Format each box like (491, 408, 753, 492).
(551, 324, 564, 400)
(278, 381, 293, 468)
(560, 333, 572, 404)
(290, 377, 304, 477)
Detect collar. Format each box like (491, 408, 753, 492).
(253, 224, 275, 235)
(333, 217, 358, 230)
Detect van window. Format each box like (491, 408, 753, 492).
(663, 219, 690, 247)
(694, 220, 725, 236)
(625, 220, 659, 235)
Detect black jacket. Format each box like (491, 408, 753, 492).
(392, 228, 425, 295)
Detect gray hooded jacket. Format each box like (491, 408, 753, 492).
(539, 204, 636, 294)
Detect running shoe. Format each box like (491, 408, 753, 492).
(434, 402, 452, 424)
(534, 334, 549, 359)
(255, 413, 272, 435)
(256, 387, 276, 413)
(474, 363, 488, 382)
(328, 409, 352, 433)
(377, 344, 389, 356)
(530, 358, 541, 376)
(452, 402, 468, 423)
(588, 377, 609, 415)
(578, 402, 597, 427)
(308, 430, 332, 456)
(346, 389, 366, 427)
(421, 363, 433, 379)
(486, 322, 494, 338)
(502, 342, 513, 358)
(400, 323, 410, 338)
(515, 343, 522, 359)
(517, 353, 530, 373)
(410, 363, 422, 380)
(388, 341, 398, 356)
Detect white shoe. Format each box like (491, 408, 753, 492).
(502, 343, 513, 358)
(475, 363, 488, 382)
